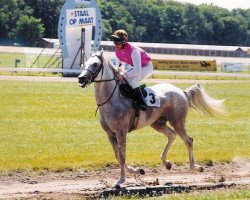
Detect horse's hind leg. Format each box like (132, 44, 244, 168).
(151, 118, 176, 170)
(172, 121, 203, 172)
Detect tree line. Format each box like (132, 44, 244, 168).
(0, 0, 250, 47)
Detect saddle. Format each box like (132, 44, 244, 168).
(119, 81, 134, 100)
(119, 81, 147, 132)
(119, 81, 147, 108)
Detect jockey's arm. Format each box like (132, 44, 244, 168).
(124, 49, 141, 79)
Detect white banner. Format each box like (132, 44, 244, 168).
(221, 62, 243, 72)
(66, 8, 96, 27)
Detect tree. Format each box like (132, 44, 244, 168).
(0, 0, 33, 45)
(160, 5, 185, 43)
(24, 0, 64, 38)
(220, 16, 248, 45)
(11, 15, 45, 46)
(142, 2, 162, 42)
(231, 8, 250, 46)
(182, 4, 207, 44)
(1, 0, 250, 46)
(199, 5, 225, 45)
(99, 0, 135, 41)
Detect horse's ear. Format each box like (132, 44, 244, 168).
(108, 60, 119, 73)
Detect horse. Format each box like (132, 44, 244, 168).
(200, 61, 211, 69)
(78, 50, 224, 188)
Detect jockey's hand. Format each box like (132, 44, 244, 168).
(116, 73, 125, 81)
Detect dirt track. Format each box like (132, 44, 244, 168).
(0, 159, 249, 199)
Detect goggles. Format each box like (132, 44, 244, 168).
(114, 41, 122, 45)
(113, 37, 124, 44)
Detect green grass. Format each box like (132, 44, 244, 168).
(160, 189, 250, 200)
(0, 52, 61, 76)
(0, 80, 249, 172)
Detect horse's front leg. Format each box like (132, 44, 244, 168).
(115, 131, 127, 188)
(107, 132, 126, 188)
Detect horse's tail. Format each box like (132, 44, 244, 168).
(184, 83, 225, 116)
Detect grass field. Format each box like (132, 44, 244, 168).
(0, 52, 61, 76)
(0, 80, 249, 172)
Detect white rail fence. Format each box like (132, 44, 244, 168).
(0, 67, 82, 75)
(0, 67, 250, 79)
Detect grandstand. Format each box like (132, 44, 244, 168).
(100, 41, 250, 58)
(41, 38, 250, 58)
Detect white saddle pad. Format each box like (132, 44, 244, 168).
(142, 87, 160, 107)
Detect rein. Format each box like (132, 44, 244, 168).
(95, 80, 119, 116)
(92, 57, 119, 116)
(93, 62, 138, 131)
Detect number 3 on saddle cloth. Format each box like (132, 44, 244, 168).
(119, 81, 160, 108)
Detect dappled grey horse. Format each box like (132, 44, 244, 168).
(78, 50, 224, 188)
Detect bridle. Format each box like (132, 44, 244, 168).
(81, 54, 119, 115)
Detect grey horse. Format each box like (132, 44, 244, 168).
(78, 50, 224, 188)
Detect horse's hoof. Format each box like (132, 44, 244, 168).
(114, 184, 121, 189)
(139, 168, 145, 175)
(198, 166, 204, 172)
(165, 162, 172, 170)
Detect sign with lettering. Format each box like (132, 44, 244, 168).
(152, 59, 217, 71)
(75, 0, 91, 4)
(58, 0, 102, 75)
(66, 8, 96, 27)
(221, 62, 243, 72)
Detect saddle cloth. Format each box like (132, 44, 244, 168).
(141, 87, 160, 107)
(119, 82, 160, 107)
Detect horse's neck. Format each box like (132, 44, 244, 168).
(94, 62, 118, 105)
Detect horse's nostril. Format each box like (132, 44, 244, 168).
(78, 77, 87, 88)
(78, 76, 88, 85)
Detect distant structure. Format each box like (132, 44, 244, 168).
(101, 41, 250, 58)
(41, 38, 60, 49)
(42, 39, 250, 58)
(58, 0, 102, 76)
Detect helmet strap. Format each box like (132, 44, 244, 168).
(121, 41, 126, 49)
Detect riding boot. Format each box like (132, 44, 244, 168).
(133, 87, 147, 111)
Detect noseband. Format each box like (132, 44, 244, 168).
(82, 55, 103, 83)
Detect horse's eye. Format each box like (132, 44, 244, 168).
(93, 63, 98, 67)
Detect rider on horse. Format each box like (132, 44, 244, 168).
(111, 29, 153, 111)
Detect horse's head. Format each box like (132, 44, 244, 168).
(78, 50, 104, 88)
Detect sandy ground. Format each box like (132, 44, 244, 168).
(0, 160, 249, 199)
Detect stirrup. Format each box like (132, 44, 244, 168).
(132, 101, 147, 111)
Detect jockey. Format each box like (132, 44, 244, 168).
(111, 29, 153, 111)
